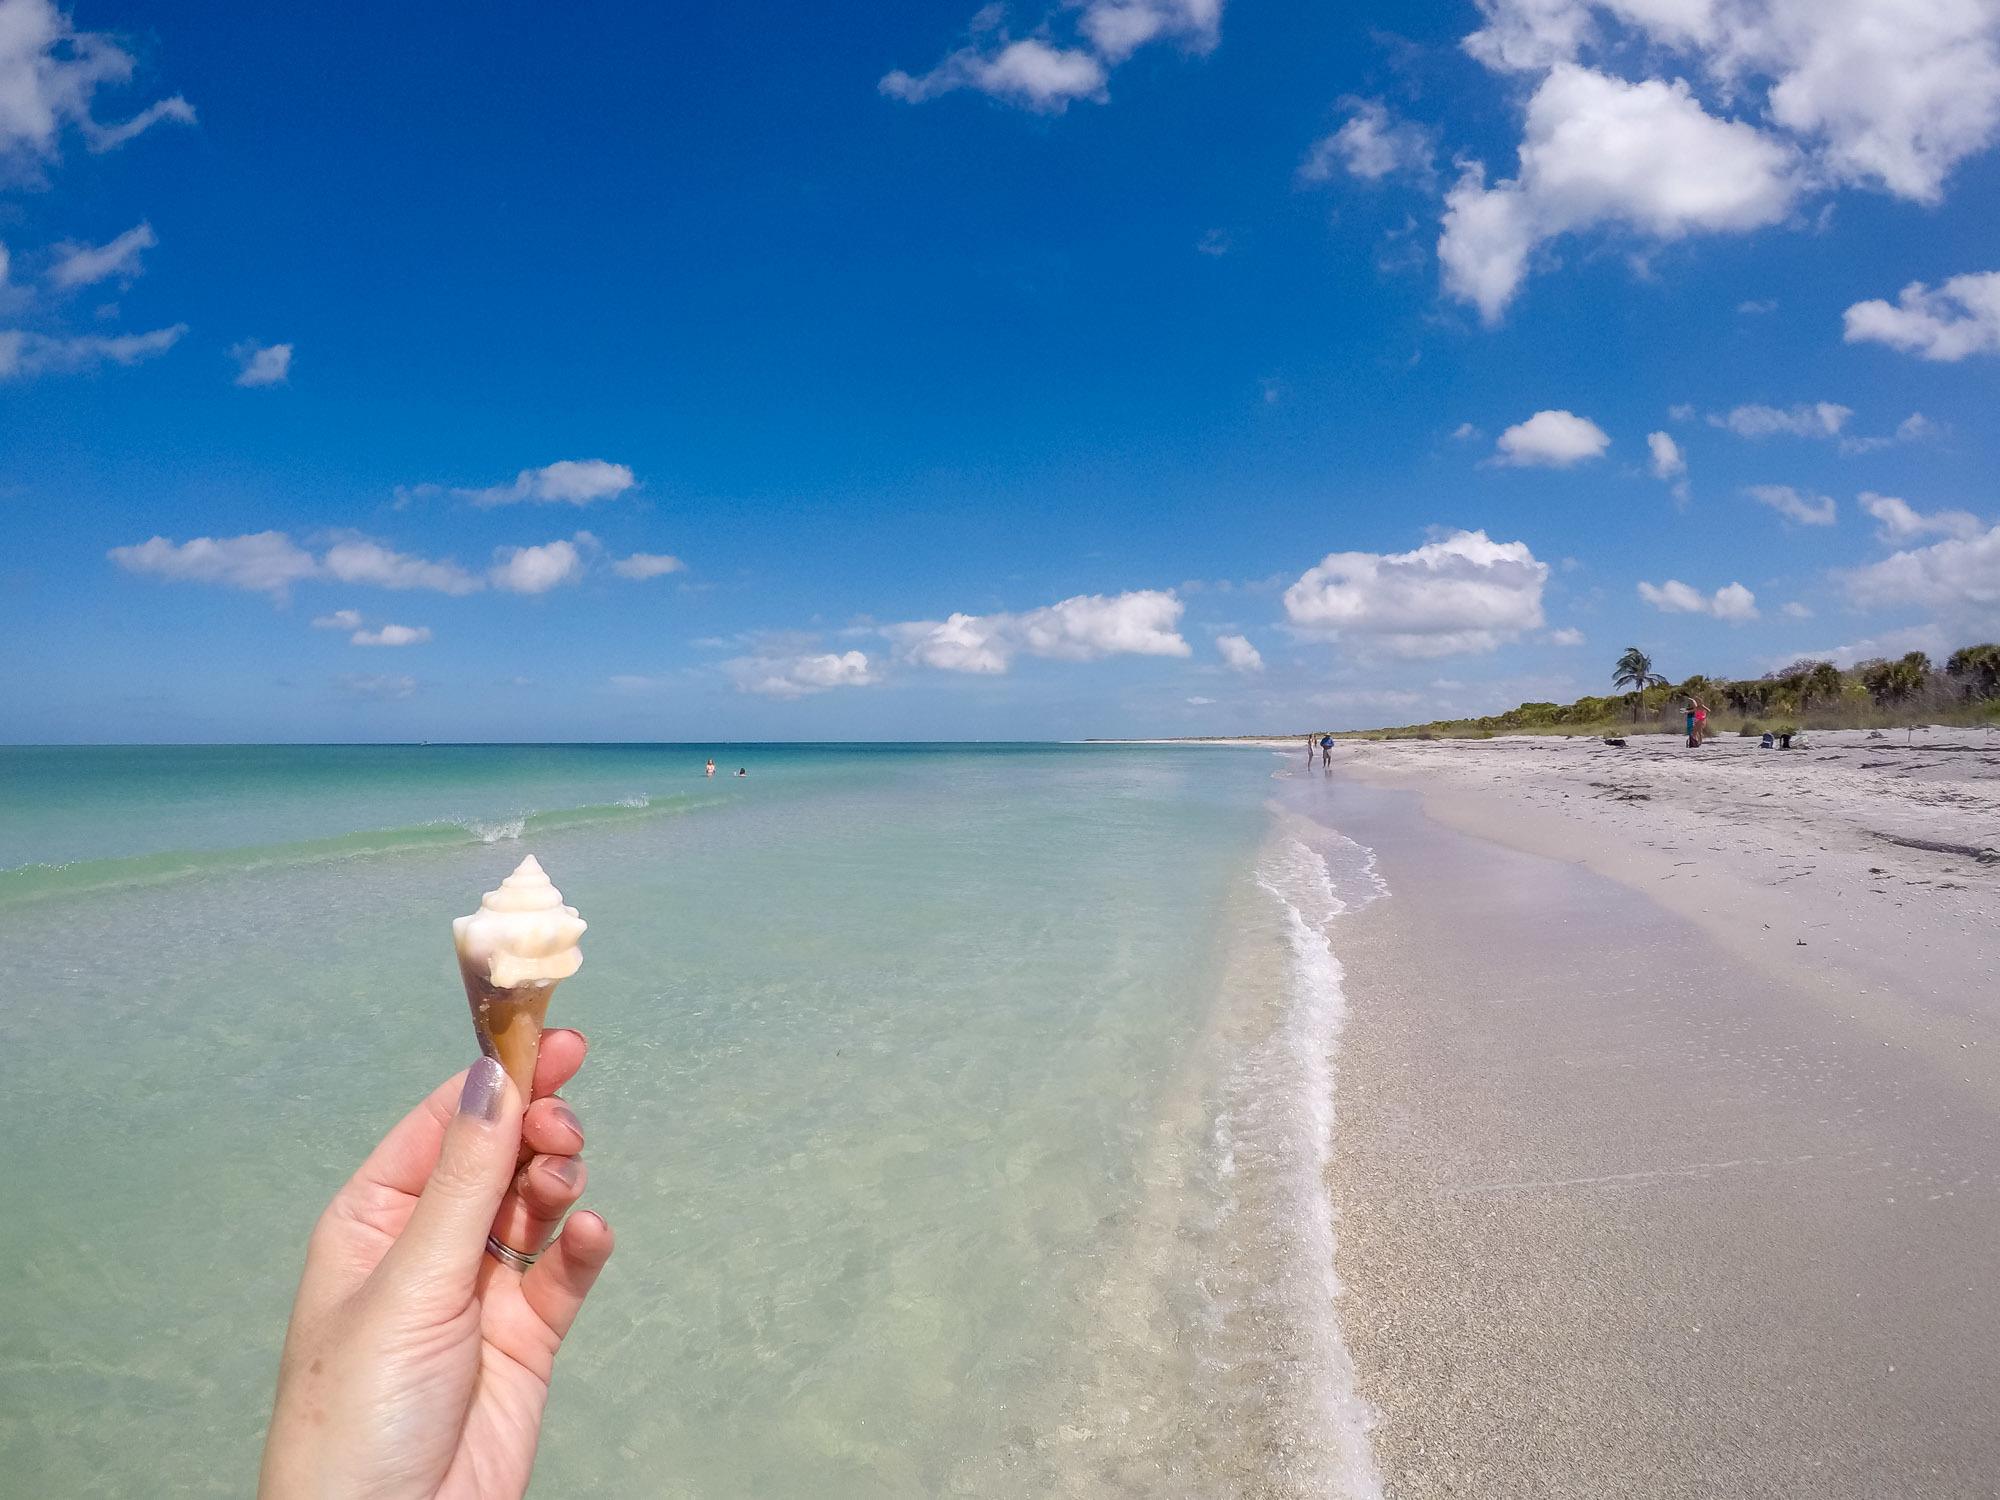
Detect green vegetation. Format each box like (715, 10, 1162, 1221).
(1350, 643, 2000, 740)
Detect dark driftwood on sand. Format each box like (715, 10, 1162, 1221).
(1871, 831, 2000, 864)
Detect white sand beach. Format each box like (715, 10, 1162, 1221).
(1297, 731, 2000, 1498)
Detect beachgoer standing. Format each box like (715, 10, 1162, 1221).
(1692, 698, 1709, 746)
(1684, 699, 1697, 747)
(705, 758, 715, 778)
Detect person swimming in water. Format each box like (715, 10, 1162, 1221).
(735, 767, 747, 777)
(705, 758, 715, 777)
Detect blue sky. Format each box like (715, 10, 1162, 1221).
(4, 0, 1999, 742)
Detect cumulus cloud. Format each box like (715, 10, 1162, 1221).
(0, 0, 196, 176)
(1841, 524, 2000, 629)
(731, 650, 876, 699)
(489, 538, 585, 594)
(110, 531, 318, 596)
(324, 539, 482, 595)
(1547, 626, 1586, 645)
(612, 551, 685, 580)
(47, 221, 154, 287)
(1745, 483, 1837, 525)
(231, 340, 292, 387)
(1710, 401, 1851, 438)
(0, 322, 185, 379)
(1283, 529, 1549, 657)
(1646, 430, 1685, 481)
(1637, 578, 1760, 620)
(350, 623, 431, 647)
(890, 589, 1190, 673)
(1782, 601, 1814, 618)
(1441, 1, 2000, 320)
(1493, 408, 1610, 467)
(1439, 64, 1800, 322)
(881, 0, 1218, 112)
(455, 459, 637, 507)
(311, 608, 363, 630)
(1216, 632, 1263, 672)
(1858, 491, 1983, 544)
(1843, 270, 2000, 361)
(1299, 99, 1434, 183)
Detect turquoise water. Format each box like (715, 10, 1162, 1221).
(0, 745, 1384, 1496)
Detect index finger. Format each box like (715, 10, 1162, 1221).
(532, 1028, 588, 1099)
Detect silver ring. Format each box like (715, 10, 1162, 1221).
(484, 1234, 540, 1271)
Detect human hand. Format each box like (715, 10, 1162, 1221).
(259, 1031, 614, 1499)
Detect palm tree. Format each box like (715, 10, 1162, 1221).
(1612, 646, 1668, 722)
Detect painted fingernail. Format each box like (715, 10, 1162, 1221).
(460, 1057, 505, 1121)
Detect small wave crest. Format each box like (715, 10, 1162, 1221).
(1201, 826, 1386, 1498)
(0, 791, 714, 907)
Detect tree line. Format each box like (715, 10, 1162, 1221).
(1361, 642, 2000, 739)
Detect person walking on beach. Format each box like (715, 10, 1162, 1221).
(1691, 697, 1710, 747)
(1306, 735, 1316, 767)
(1684, 698, 1698, 747)
(1320, 733, 1334, 771)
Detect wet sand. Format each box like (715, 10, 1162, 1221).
(1306, 771, 2000, 1498)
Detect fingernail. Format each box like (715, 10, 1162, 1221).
(460, 1057, 505, 1121)
(552, 1102, 583, 1138)
(544, 1156, 583, 1189)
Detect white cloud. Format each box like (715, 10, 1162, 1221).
(459, 459, 637, 507)
(1283, 529, 1549, 656)
(890, 589, 1190, 673)
(1439, 64, 1800, 322)
(1841, 524, 2000, 630)
(1782, 624, 1951, 670)
(1547, 626, 1586, 645)
(0, 0, 196, 176)
(1710, 401, 1851, 438)
(1080, 0, 1222, 61)
(1637, 578, 1760, 620)
(83, 94, 196, 152)
(323, 539, 482, 595)
(231, 340, 292, 387)
(1858, 491, 1983, 545)
(612, 551, 685, 580)
(489, 538, 585, 594)
(311, 608, 363, 630)
(1843, 270, 2000, 361)
(731, 650, 876, 699)
(1493, 408, 1610, 467)
(1782, 600, 1814, 618)
(1646, 430, 1685, 479)
(1186, 694, 1216, 705)
(350, 623, 431, 647)
(1443, 2, 2000, 319)
(1299, 100, 1433, 183)
(881, 0, 1218, 111)
(47, 221, 154, 287)
(881, 37, 1107, 111)
(1216, 632, 1263, 672)
(1745, 483, 1837, 525)
(109, 531, 318, 595)
(0, 322, 185, 378)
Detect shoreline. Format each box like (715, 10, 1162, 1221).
(1301, 742, 2000, 1496)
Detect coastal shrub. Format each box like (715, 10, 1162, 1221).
(1739, 721, 1761, 736)
(1345, 638, 2000, 738)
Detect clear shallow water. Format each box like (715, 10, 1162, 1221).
(0, 744, 1385, 1497)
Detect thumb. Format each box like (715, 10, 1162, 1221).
(382, 1056, 522, 1300)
